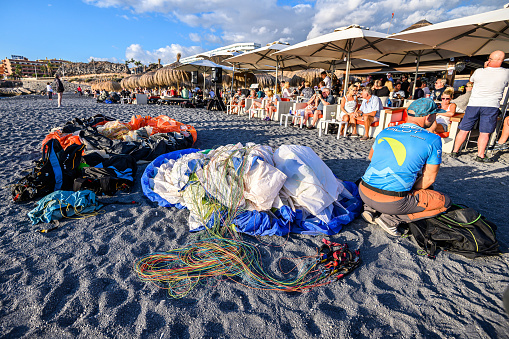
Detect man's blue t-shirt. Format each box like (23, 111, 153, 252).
(362, 123, 442, 192)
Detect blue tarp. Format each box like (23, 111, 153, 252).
(28, 190, 103, 225)
(142, 150, 362, 236)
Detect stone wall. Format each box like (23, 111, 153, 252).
(60, 61, 128, 76)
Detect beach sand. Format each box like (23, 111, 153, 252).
(0, 94, 508, 338)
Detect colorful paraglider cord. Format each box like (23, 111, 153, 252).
(134, 237, 361, 299)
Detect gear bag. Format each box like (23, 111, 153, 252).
(407, 205, 499, 259)
(73, 154, 137, 196)
(12, 139, 84, 202)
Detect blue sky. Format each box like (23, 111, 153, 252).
(2, 0, 505, 65)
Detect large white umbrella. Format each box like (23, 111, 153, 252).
(392, 7, 509, 56)
(274, 25, 426, 95)
(225, 42, 334, 92)
(393, 6, 509, 142)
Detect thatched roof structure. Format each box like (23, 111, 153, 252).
(91, 80, 122, 91)
(120, 75, 142, 89)
(399, 20, 432, 33)
(139, 71, 157, 88)
(153, 65, 190, 87)
(222, 72, 258, 89)
(255, 73, 276, 89)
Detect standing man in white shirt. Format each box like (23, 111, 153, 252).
(321, 71, 331, 89)
(452, 50, 509, 162)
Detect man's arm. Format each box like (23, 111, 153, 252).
(368, 147, 374, 161)
(413, 164, 440, 190)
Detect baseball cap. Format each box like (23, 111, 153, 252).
(407, 98, 446, 117)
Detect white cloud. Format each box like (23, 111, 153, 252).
(88, 56, 120, 63)
(189, 33, 201, 42)
(84, 0, 506, 60)
(308, 0, 503, 39)
(125, 43, 204, 64)
(85, 0, 315, 46)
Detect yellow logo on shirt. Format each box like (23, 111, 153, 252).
(378, 137, 406, 166)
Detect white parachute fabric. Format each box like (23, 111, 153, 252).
(273, 145, 344, 223)
(152, 143, 352, 231)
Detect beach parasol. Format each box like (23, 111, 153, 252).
(274, 25, 426, 95)
(392, 7, 509, 57)
(225, 42, 334, 92)
(393, 6, 509, 141)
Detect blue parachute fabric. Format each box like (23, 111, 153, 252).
(230, 181, 362, 236)
(28, 190, 102, 225)
(141, 148, 201, 209)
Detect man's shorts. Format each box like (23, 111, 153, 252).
(459, 106, 500, 133)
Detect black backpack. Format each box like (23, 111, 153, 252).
(12, 139, 84, 202)
(73, 154, 137, 196)
(407, 205, 499, 259)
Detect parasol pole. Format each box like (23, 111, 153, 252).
(412, 51, 422, 98)
(343, 46, 351, 97)
(275, 56, 279, 94)
(231, 63, 235, 94)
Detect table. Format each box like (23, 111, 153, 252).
(319, 119, 348, 139)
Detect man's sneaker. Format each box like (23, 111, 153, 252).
(449, 151, 461, 158)
(493, 142, 509, 151)
(374, 217, 401, 237)
(474, 155, 495, 163)
(360, 136, 370, 141)
(361, 210, 376, 224)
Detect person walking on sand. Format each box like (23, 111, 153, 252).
(53, 74, 65, 108)
(46, 82, 53, 100)
(451, 50, 509, 162)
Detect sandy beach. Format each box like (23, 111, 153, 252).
(0, 94, 508, 338)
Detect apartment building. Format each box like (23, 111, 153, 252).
(2, 56, 69, 78)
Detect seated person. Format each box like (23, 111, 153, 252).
(390, 83, 406, 100)
(300, 81, 314, 102)
(452, 81, 472, 113)
(97, 89, 109, 103)
(421, 81, 431, 97)
(493, 116, 509, 151)
(359, 98, 451, 236)
(263, 90, 280, 121)
(354, 87, 382, 140)
(428, 87, 456, 134)
(181, 87, 190, 99)
(256, 88, 265, 98)
(282, 82, 292, 99)
(318, 81, 326, 91)
(249, 89, 266, 117)
(295, 80, 305, 95)
(373, 80, 390, 97)
(230, 89, 246, 114)
(413, 80, 425, 99)
(248, 89, 257, 99)
(340, 85, 359, 136)
(305, 87, 335, 129)
(432, 79, 446, 100)
(169, 86, 176, 97)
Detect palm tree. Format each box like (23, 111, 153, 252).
(91, 58, 96, 74)
(134, 60, 142, 74)
(14, 65, 22, 79)
(46, 62, 53, 77)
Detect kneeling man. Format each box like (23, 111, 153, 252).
(359, 98, 451, 236)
